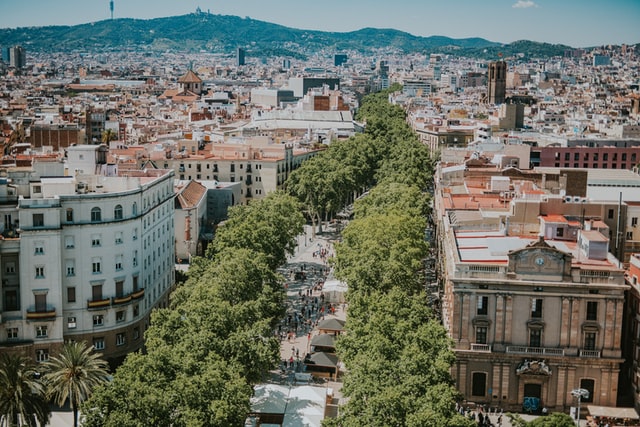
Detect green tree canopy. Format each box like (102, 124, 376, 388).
(0, 353, 50, 427)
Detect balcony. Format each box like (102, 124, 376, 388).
(26, 305, 56, 320)
(131, 289, 145, 300)
(112, 295, 132, 305)
(506, 346, 565, 356)
(470, 343, 492, 352)
(579, 349, 601, 358)
(87, 298, 111, 309)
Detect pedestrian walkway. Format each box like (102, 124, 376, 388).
(270, 224, 346, 399)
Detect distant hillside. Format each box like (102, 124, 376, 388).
(0, 13, 571, 59)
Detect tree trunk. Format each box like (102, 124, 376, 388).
(73, 403, 78, 427)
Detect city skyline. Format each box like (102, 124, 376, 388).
(0, 0, 638, 49)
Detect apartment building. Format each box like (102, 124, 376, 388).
(434, 165, 627, 412)
(158, 139, 320, 204)
(0, 145, 175, 365)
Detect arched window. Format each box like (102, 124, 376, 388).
(114, 204, 123, 220)
(91, 207, 101, 222)
(132, 202, 138, 216)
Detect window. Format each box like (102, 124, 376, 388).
(564, 153, 570, 161)
(115, 255, 123, 271)
(91, 207, 102, 222)
(65, 236, 75, 249)
(67, 287, 76, 303)
(35, 266, 45, 278)
(67, 316, 77, 329)
(114, 204, 123, 220)
(66, 260, 75, 277)
(35, 325, 48, 338)
(93, 338, 105, 350)
(36, 349, 49, 362)
(472, 372, 486, 397)
(556, 228, 564, 237)
(477, 296, 488, 315)
(531, 299, 543, 318)
(584, 331, 597, 350)
(66, 208, 74, 222)
(580, 379, 595, 403)
(628, 231, 634, 240)
(116, 333, 126, 346)
(603, 153, 608, 161)
(476, 327, 487, 344)
(132, 202, 137, 216)
(133, 276, 139, 291)
(133, 327, 140, 340)
(116, 310, 125, 322)
(4, 290, 18, 311)
(115, 280, 124, 298)
(92, 284, 103, 301)
(133, 304, 140, 317)
(7, 327, 18, 339)
(5, 262, 15, 274)
(93, 314, 104, 326)
(33, 213, 44, 227)
(92, 258, 102, 274)
(133, 251, 138, 267)
(529, 329, 542, 347)
(34, 243, 44, 255)
(34, 293, 47, 312)
(633, 217, 638, 227)
(133, 228, 138, 240)
(115, 232, 123, 244)
(91, 234, 101, 247)
(608, 209, 614, 219)
(33, 185, 42, 194)
(586, 301, 598, 321)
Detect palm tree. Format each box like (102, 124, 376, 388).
(43, 341, 110, 427)
(0, 353, 50, 427)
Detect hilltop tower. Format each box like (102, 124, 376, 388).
(110, 0, 114, 20)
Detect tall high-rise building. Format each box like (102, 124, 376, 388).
(236, 48, 246, 66)
(487, 60, 507, 104)
(9, 45, 26, 69)
(334, 54, 348, 67)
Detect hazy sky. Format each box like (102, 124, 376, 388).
(0, 0, 638, 48)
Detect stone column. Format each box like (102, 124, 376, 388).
(565, 367, 576, 406)
(570, 299, 581, 348)
(458, 360, 468, 397)
(555, 366, 567, 408)
(504, 295, 513, 344)
(492, 364, 501, 400)
(501, 363, 511, 404)
(560, 297, 571, 347)
(604, 299, 615, 349)
(494, 294, 504, 344)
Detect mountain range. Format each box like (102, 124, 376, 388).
(0, 13, 576, 59)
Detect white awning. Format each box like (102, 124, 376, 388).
(587, 405, 639, 419)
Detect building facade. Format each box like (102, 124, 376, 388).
(0, 146, 175, 365)
(435, 166, 627, 413)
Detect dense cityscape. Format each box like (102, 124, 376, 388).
(1, 4, 640, 427)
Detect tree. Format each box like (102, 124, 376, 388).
(206, 191, 303, 269)
(353, 182, 431, 219)
(0, 353, 50, 427)
(333, 214, 428, 294)
(43, 341, 110, 427)
(526, 413, 576, 427)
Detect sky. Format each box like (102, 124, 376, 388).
(0, 0, 638, 48)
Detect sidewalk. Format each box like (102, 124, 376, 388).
(271, 224, 345, 397)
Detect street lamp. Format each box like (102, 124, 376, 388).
(571, 388, 589, 426)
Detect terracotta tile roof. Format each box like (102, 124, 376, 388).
(176, 180, 207, 209)
(178, 70, 202, 84)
